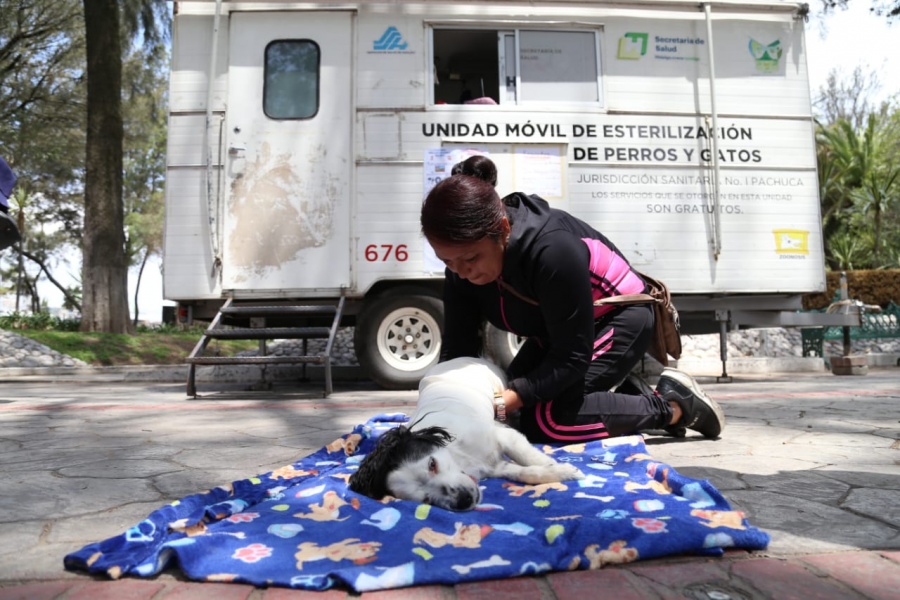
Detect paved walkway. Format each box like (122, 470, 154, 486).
(0, 367, 898, 599)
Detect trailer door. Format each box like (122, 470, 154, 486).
(222, 12, 352, 292)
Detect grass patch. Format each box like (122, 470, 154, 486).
(14, 330, 259, 366)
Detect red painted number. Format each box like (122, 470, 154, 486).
(364, 244, 409, 262)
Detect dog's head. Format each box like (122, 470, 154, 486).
(348, 424, 482, 511)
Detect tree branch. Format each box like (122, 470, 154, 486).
(17, 247, 82, 312)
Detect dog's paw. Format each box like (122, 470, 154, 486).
(533, 454, 558, 467)
(556, 463, 586, 481)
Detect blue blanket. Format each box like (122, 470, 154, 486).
(64, 415, 769, 592)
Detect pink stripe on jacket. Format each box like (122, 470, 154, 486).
(582, 238, 645, 319)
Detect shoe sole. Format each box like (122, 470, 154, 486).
(664, 425, 687, 438)
(660, 367, 725, 438)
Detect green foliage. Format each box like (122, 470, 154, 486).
(135, 321, 206, 335)
(122, 41, 168, 269)
(0, 0, 171, 323)
(0, 312, 209, 335)
(802, 269, 900, 309)
(0, 1, 88, 313)
(819, 1, 900, 22)
(0, 312, 80, 331)
(9, 328, 258, 366)
(884, 247, 900, 269)
(827, 230, 870, 270)
(813, 65, 889, 129)
(0, 0, 87, 238)
(816, 108, 900, 270)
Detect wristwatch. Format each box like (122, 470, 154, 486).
(494, 394, 507, 423)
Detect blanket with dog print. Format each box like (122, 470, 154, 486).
(64, 414, 769, 592)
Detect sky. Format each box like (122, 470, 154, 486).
(805, 2, 899, 104)
(30, 3, 900, 322)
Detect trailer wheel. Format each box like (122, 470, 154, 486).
(355, 289, 443, 390)
(482, 322, 524, 371)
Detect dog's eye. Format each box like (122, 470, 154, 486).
(428, 457, 438, 474)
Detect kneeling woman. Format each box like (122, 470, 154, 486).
(420, 156, 724, 443)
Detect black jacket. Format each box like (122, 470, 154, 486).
(440, 192, 633, 407)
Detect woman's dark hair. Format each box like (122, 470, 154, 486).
(421, 175, 506, 244)
(450, 155, 498, 187)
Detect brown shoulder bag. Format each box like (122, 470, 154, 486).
(593, 271, 682, 366)
(498, 272, 683, 366)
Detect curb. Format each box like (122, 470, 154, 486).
(675, 356, 827, 374)
(675, 352, 900, 375)
(1, 354, 896, 384)
(0, 363, 368, 383)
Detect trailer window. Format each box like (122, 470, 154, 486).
(432, 28, 601, 105)
(264, 40, 320, 119)
(519, 31, 599, 102)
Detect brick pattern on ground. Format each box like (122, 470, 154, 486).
(3, 552, 898, 600)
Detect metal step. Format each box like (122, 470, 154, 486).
(203, 327, 332, 340)
(186, 355, 326, 365)
(220, 305, 338, 316)
(186, 296, 345, 398)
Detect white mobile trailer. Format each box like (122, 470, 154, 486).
(164, 0, 852, 389)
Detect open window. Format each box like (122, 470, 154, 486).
(432, 27, 602, 106)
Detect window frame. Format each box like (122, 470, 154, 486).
(429, 25, 604, 108)
(516, 29, 603, 105)
(263, 38, 321, 120)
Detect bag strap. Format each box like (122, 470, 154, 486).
(638, 269, 672, 295)
(498, 270, 667, 308)
(497, 279, 540, 306)
(594, 293, 656, 307)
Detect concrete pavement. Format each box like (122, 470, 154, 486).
(0, 366, 898, 599)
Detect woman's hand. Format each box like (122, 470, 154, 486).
(501, 388, 523, 413)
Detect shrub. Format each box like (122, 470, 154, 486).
(802, 269, 900, 310)
(0, 312, 63, 330)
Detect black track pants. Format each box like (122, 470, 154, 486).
(510, 303, 673, 443)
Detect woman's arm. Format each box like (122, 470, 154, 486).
(506, 233, 595, 406)
(439, 270, 484, 361)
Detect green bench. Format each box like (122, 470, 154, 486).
(800, 301, 900, 357)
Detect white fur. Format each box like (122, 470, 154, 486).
(385, 357, 584, 511)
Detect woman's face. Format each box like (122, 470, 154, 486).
(429, 235, 506, 286)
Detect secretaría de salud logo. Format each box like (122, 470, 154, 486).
(372, 26, 410, 52)
(617, 32, 703, 62)
(617, 32, 649, 60)
(749, 39, 783, 73)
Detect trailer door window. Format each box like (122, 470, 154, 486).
(264, 40, 320, 119)
(433, 28, 601, 105)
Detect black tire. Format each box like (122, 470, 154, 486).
(354, 288, 444, 390)
(482, 322, 524, 371)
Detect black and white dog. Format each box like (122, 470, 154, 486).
(348, 357, 584, 511)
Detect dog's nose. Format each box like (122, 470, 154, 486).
(453, 488, 478, 511)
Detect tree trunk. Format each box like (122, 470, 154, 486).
(81, 0, 131, 333)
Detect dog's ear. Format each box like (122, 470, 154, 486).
(348, 425, 454, 499)
(410, 425, 453, 448)
(348, 426, 410, 499)
(406, 414, 455, 448)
